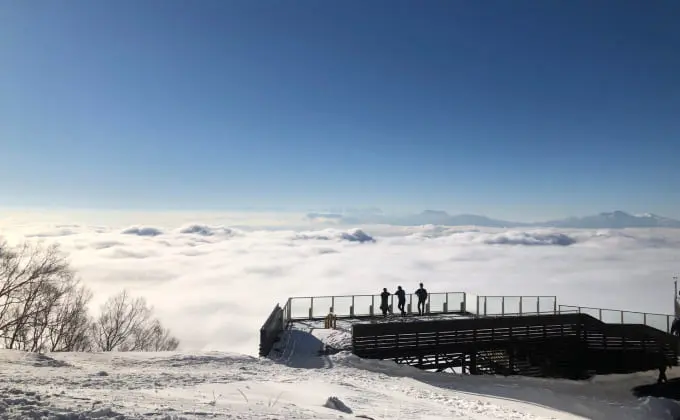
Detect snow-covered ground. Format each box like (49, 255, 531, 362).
(0, 348, 575, 420)
(277, 321, 680, 419)
(2, 324, 680, 420)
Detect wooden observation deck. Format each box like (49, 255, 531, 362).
(260, 292, 678, 379)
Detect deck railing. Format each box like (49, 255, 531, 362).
(557, 304, 674, 334)
(277, 294, 670, 328)
(474, 295, 558, 317)
(284, 292, 468, 321)
(280, 293, 560, 322)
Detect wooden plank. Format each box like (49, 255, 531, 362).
(353, 322, 581, 339)
(352, 324, 581, 347)
(351, 313, 588, 336)
(355, 336, 570, 360)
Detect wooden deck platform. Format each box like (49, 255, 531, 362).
(260, 291, 677, 379)
(351, 313, 679, 379)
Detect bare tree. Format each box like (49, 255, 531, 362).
(91, 290, 151, 351)
(91, 290, 179, 352)
(147, 319, 180, 351)
(47, 282, 93, 352)
(1, 240, 179, 353)
(0, 241, 75, 350)
(23, 280, 64, 352)
(127, 318, 180, 351)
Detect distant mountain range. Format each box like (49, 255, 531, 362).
(305, 210, 680, 229)
(537, 211, 680, 229)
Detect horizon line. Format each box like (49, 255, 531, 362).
(0, 205, 675, 223)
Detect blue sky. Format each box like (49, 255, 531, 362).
(1, 0, 679, 221)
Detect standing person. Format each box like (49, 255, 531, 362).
(656, 352, 670, 384)
(671, 317, 680, 336)
(415, 283, 428, 316)
(394, 286, 406, 316)
(379, 288, 390, 317)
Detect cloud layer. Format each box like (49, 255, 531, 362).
(1, 211, 679, 357)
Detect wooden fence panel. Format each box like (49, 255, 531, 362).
(259, 304, 283, 357)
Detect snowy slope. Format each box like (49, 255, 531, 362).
(1, 335, 680, 420)
(0, 349, 579, 420)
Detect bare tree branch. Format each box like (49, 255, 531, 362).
(1, 240, 179, 354)
(91, 290, 179, 352)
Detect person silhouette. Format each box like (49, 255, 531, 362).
(671, 317, 680, 336)
(379, 288, 390, 317)
(394, 286, 406, 316)
(415, 283, 428, 315)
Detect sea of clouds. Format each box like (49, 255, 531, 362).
(1, 209, 679, 356)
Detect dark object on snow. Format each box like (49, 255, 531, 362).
(324, 396, 353, 414)
(653, 351, 671, 384)
(415, 283, 428, 315)
(317, 343, 342, 356)
(658, 366, 668, 384)
(380, 288, 390, 317)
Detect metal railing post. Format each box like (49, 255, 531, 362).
(519, 297, 523, 315)
(462, 293, 467, 313)
(536, 298, 540, 314)
(620, 311, 624, 323)
(331, 296, 335, 314)
(501, 296, 505, 316)
(310, 297, 314, 320)
(598, 308, 602, 321)
(553, 298, 557, 314)
(483, 297, 487, 316)
(643, 312, 647, 326)
(350, 296, 355, 317)
(445, 293, 449, 313)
